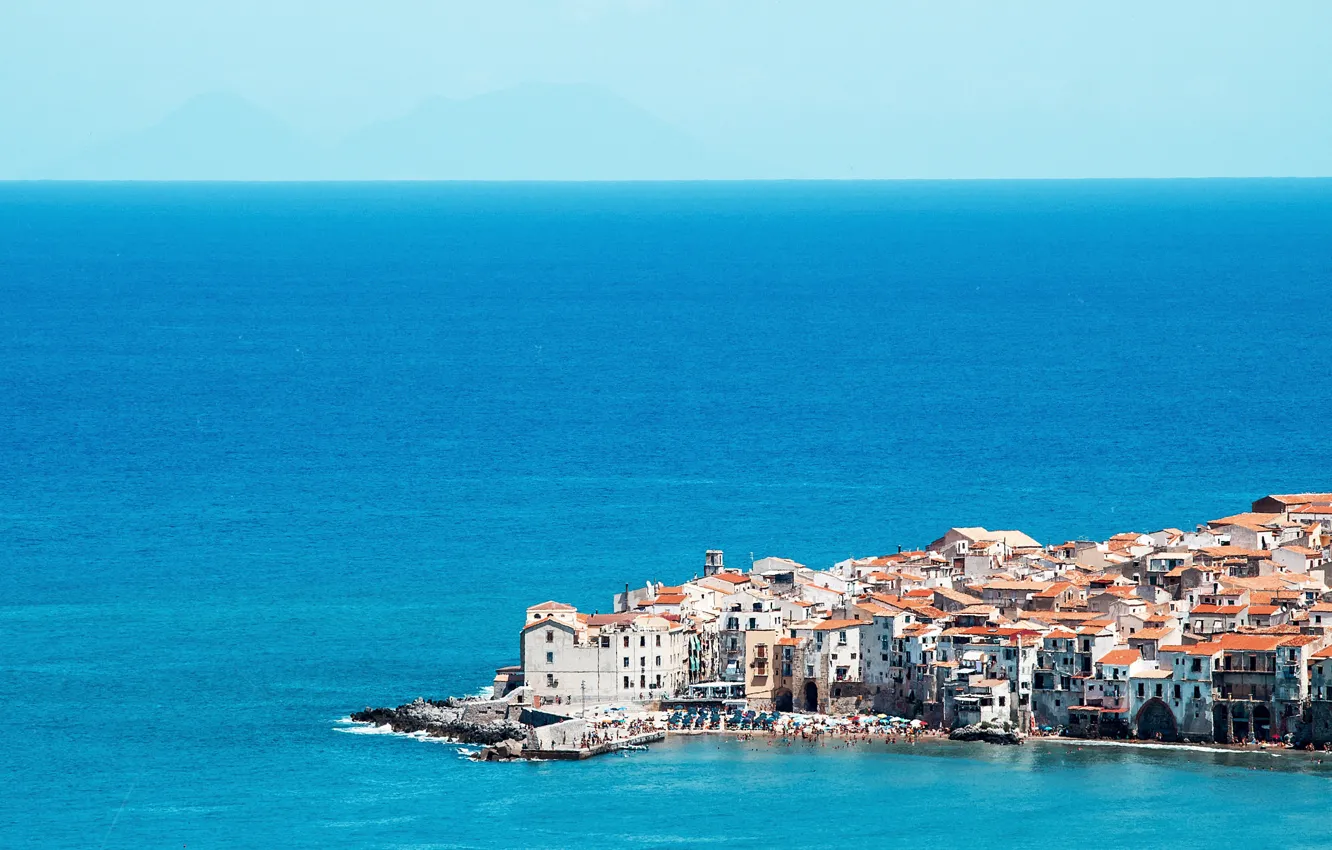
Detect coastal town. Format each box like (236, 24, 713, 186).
(491, 492, 1332, 750)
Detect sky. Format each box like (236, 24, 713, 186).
(2, 0, 1331, 179)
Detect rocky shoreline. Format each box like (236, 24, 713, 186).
(350, 697, 528, 746)
(948, 720, 1024, 745)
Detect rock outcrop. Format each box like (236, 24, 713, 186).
(949, 720, 1023, 745)
(474, 739, 526, 761)
(351, 697, 527, 745)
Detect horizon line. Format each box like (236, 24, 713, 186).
(4, 176, 1332, 185)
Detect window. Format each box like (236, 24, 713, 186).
(655, 655, 661, 666)
(753, 603, 762, 612)
(838, 631, 847, 645)
(640, 656, 646, 667)
(1137, 683, 1144, 697)
(655, 634, 661, 647)
(623, 657, 629, 668)
(623, 676, 630, 688)
(655, 674, 662, 688)
(546, 674, 554, 686)
(546, 651, 554, 663)
(998, 696, 1006, 707)
(1193, 685, 1201, 699)
(1173, 684, 1181, 699)
(1154, 684, 1162, 698)
(1191, 658, 1201, 673)
(546, 630, 554, 643)
(1054, 698, 1061, 707)
(623, 636, 629, 648)
(748, 618, 757, 630)
(600, 636, 610, 648)
(640, 636, 646, 647)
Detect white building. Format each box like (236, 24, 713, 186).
(520, 601, 692, 708)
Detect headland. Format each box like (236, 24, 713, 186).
(351, 491, 1332, 761)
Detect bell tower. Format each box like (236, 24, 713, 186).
(704, 549, 724, 576)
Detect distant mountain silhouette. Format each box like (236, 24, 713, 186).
(36, 93, 324, 180)
(32, 85, 752, 181)
(335, 83, 749, 180)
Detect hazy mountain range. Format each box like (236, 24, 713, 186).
(30, 85, 759, 181)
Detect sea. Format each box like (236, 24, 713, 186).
(2, 179, 1331, 849)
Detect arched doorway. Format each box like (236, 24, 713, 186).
(1135, 698, 1178, 741)
(774, 688, 794, 712)
(1212, 704, 1231, 743)
(1232, 704, 1251, 742)
(803, 681, 819, 712)
(1253, 704, 1272, 742)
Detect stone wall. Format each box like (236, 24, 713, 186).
(1309, 700, 1332, 746)
(526, 718, 588, 751)
(460, 699, 512, 725)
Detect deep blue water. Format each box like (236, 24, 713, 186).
(2, 180, 1331, 848)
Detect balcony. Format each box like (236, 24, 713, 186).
(1218, 685, 1272, 701)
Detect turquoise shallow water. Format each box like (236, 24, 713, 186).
(3, 180, 1332, 848)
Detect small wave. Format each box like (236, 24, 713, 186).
(322, 816, 419, 829)
(335, 723, 398, 735)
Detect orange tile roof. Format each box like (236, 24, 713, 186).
(813, 619, 864, 631)
(1199, 546, 1269, 559)
(1131, 628, 1175, 641)
(711, 572, 751, 584)
(1160, 643, 1222, 656)
(1036, 582, 1073, 598)
(1279, 635, 1321, 647)
(1098, 648, 1141, 666)
(1216, 634, 1284, 651)
(1263, 493, 1332, 506)
(1208, 513, 1284, 531)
